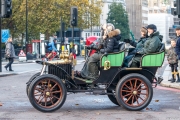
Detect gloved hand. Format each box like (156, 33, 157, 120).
(86, 45, 92, 50)
(86, 43, 95, 50)
(123, 39, 131, 43)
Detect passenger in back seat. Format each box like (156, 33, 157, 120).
(123, 27, 148, 67)
(130, 24, 161, 67)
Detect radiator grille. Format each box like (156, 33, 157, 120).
(48, 63, 72, 80)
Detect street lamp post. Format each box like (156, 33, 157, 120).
(0, 0, 2, 72)
(25, 0, 28, 57)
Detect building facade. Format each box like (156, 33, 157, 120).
(81, 0, 126, 40)
(148, 13, 174, 44)
(148, 0, 179, 44)
(125, 0, 148, 39)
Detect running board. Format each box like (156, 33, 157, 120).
(74, 77, 93, 84)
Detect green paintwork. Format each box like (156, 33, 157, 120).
(141, 52, 165, 67)
(101, 52, 125, 67)
(86, 80, 93, 84)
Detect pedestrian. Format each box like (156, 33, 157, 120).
(4, 36, 16, 71)
(167, 39, 180, 83)
(175, 26, 180, 82)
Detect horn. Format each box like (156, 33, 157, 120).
(104, 58, 111, 70)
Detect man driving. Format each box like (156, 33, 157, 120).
(76, 23, 121, 80)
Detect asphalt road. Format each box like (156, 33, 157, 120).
(0, 61, 180, 120)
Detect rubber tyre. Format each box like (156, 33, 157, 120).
(107, 89, 120, 106)
(28, 74, 67, 112)
(26, 72, 41, 96)
(116, 73, 153, 111)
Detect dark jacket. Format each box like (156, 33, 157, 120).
(138, 31, 161, 54)
(100, 29, 121, 53)
(129, 36, 147, 55)
(175, 36, 180, 60)
(167, 46, 178, 64)
(129, 37, 147, 49)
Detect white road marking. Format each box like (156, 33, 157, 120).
(17, 69, 41, 74)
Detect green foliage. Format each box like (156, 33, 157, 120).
(106, 2, 130, 40)
(1, 0, 102, 43)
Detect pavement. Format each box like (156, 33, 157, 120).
(1, 56, 179, 90)
(160, 65, 180, 89)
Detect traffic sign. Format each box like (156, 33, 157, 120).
(18, 50, 26, 57)
(40, 34, 45, 40)
(1, 29, 10, 43)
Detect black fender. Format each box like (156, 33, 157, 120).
(108, 67, 158, 88)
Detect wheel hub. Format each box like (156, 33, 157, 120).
(46, 91, 50, 96)
(132, 90, 137, 95)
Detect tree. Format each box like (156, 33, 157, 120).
(1, 0, 102, 43)
(106, 2, 130, 40)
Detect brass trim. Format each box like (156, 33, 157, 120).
(125, 68, 142, 70)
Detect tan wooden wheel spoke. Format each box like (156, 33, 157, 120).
(138, 88, 147, 91)
(123, 92, 132, 97)
(50, 83, 57, 91)
(135, 95, 139, 105)
(48, 79, 51, 89)
(126, 95, 133, 103)
(35, 88, 43, 92)
(138, 95, 145, 101)
(122, 90, 131, 93)
(134, 79, 137, 89)
(136, 83, 142, 90)
(37, 96, 44, 104)
(44, 96, 47, 107)
(131, 96, 135, 104)
(34, 93, 43, 96)
(51, 90, 61, 94)
(129, 81, 133, 89)
(139, 93, 148, 95)
(124, 84, 131, 90)
(50, 97, 54, 105)
(53, 95, 60, 100)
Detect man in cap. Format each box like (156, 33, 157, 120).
(175, 26, 180, 82)
(131, 24, 162, 67)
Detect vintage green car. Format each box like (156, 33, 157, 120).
(26, 43, 165, 112)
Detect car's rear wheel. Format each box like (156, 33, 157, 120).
(116, 73, 153, 111)
(107, 89, 120, 106)
(28, 74, 67, 112)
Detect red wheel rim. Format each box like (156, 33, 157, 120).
(120, 78, 149, 107)
(33, 78, 63, 108)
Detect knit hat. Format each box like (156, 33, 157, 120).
(147, 24, 157, 32)
(176, 26, 180, 30)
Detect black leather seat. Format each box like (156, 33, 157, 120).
(119, 43, 125, 51)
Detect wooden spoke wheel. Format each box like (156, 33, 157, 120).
(116, 73, 153, 111)
(28, 74, 67, 112)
